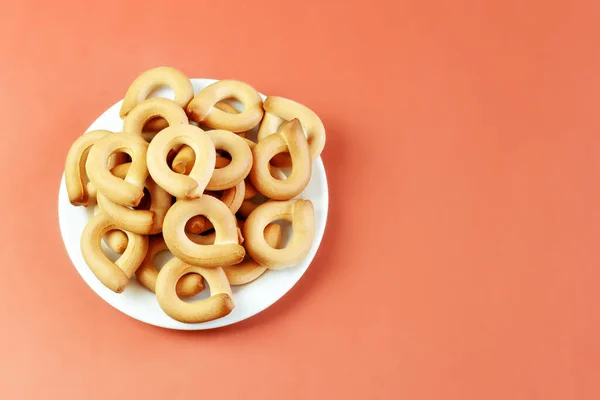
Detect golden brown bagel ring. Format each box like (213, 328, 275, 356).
(206, 130, 252, 190)
(93, 206, 129, 253)
(250, 119, 311, 200)
(86, 133, 149, 207)
(123, 98, 189, 140)
(97, 163, 171, 234)
(163, 196, 245, 267)
(243, 200, 314, 269)
(185, 180, 245, 234)
(81, 212, 149, 293)
(147, 124, 215, 199)
(224, 222, 282, 285)
(119, 66, 194, 119)
(155, 258, 234, 323)
(136, 236, 205, 297)
(65, 130, 112, 206)
(257, 96, 326, 167)
(186, 80, 263, 132)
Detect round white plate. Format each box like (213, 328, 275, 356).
(58, 78, 328, 330)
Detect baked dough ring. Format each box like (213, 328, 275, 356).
(185, 180, 245, 234)
(97, 163, 171, 234)
(65, 130, 112, 206)
(147, 124, 215, 199)
(243, 199, 314, 269)
(155, 258, 234, 323)
(224, 222, 282, 285)
(86, 133, 149, 207)
(250, 119, 311, 200)
(257, 96, 326, 167)
(119, 66, 194, 119)
(163, 196, 245, 267)
(123, 98, 189, 140)
(93, 205, 129, 254)
(186, 80, 263, 132)
(81, 212, 149, 293)
(136, 236, 205, 297)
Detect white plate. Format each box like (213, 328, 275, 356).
(58, 78, 328, 330)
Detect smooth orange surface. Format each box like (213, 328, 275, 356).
(1, 1, 599, 399)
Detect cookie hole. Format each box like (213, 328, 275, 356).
(107, 151, 131, 169)
(101, 229, 128, 261)
(269, 219, 292, 249)
(179, 277, 211, 303)
(134, 187, 152, 211)
(147, 86, 175, 101)
(220, 97, 244, 113)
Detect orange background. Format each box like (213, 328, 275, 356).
(1, 0, 599, 399)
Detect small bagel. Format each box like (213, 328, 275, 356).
(185, 179, 245, 234)
(86, 133, 149, 207)
(65, 130, 112, 206)
(155, 258, 234, 323)
(96, 163, 171, 234)
(136, 236, 206, 297)
(250, 119, 311, 200)
(81, 212, 149, 293)
(186, 80, 263, 132)
(163, 196, 245, 267)
(120, 66, 194, 119)
(243, 199, 314, 269)
(147, 124, 215, 199)
(123, 98, 189, 140)
(223, 222, 282, 285)
(257, 96, 326, 167)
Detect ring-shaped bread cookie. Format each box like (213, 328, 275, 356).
(136, 236, 206, 298)
(155, 258, 234, 323)
(257, 96, 325, 167)
(249, 119, 311, 200)
(86, 133, 149, 207)
(96, 163, 171, 235)
(163, 195, 245, 267)
(186, 80, 263, 132)
(243, 199, 314, 269)
(65, 130, 112, 206)
(123, 98, 189, 141)
(119, 66, 194, 120)
(147, 124, 215, 199)
(81, 212, 149, 293)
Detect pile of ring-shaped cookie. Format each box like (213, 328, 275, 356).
(64, 66, 325, 324)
